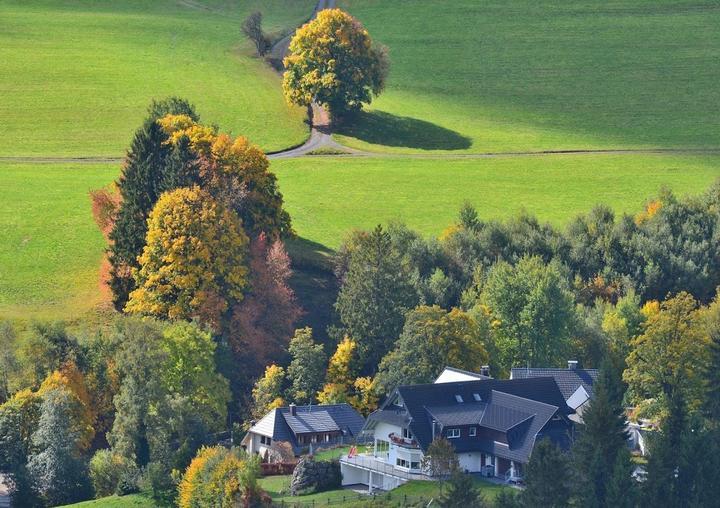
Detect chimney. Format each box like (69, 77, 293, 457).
(568, 360, 578, 370)
(480, 365, 490, 377)
(289, 403, 297, 416)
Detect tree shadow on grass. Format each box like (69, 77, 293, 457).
(336, 110, 472, 150)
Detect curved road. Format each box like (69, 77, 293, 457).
(1, 0, 718, 164)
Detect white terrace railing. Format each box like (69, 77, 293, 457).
(339, 454, 428, 482)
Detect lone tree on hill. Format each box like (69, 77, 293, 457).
(283, 8, 388, 119)
(242, 11, 271, 56)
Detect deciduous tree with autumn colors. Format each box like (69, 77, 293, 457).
(283, 8, 389, 119)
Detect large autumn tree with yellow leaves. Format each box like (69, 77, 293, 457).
(125, 186, 249, 328)
(283, 8, 388, 118)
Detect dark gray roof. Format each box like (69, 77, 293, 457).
(248, 403, 365, 454)
(511, 367, 599, 401)
(366, 407, 412, 427)
(379, 378, 573, 464)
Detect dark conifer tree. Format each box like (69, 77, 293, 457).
(438, 470, 486, 508)
(108, 101, 200, 309)
(572, 361, 631, 507)
(521, 438, 571, 508)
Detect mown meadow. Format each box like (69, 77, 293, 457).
(0, 0, 312, 157)
(335, 0, 720, 154)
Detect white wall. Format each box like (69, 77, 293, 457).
(458, 452, 484, 473)
(340, 463, 369, 486)
(434, 369, 481, 384)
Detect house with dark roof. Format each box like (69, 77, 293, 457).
(242, 403, 365, 460)
(511, 360, 599, 420)
(340, 378, 575, 492)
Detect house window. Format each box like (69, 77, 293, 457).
(411, 461, 421, 470)
(455, 395, 464, 403)
(447, 428, 460, 439)
(402, 428, 413, 439)
(376, 440, 390, 455)
(473, 393, 482, 402)
(469, 427, 477, 437)
(396, 458, 410, 468)
(325, 434, 331, 442)
(260, 435, 271, 446)
(311, 435, 318, 443)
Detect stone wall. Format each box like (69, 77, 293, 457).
(290, 457, 342, 495)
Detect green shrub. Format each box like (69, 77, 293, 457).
(89, 449, 138, 498)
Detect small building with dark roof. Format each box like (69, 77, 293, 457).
(242, 403, 365, 460)
(340, 377, 575, 491)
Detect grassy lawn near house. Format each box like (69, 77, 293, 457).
(259, 474, 511, 506)
(313, 445, 352, 461)
(335, 0, 720, 154)
(59, 494, 158, 508)
(0, 0, 312, 157)
(274, 153, 720, 249)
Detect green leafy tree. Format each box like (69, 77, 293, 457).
(481, 256, 575, 373)
(702, 290, 720, 422)
(421, 438, 458, 493)
(624, 292, 709, 408)
(287, 328, 326, 405)
(26, 389, 92, 506)
(283, 8, 388, 118)
(521, 438, 571, 508)
(250, 365, 286, 420)
(160, 322, 231, 431)
(376, 305, 489, 393)
(334, 225, 418, 374)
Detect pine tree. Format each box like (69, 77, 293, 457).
(108, 105, 200, 309)
(572, 361, 629, 507)
(438, 470, 486, 508)
(334, 225, 417, 374)
(605, 448, 637, 508)
(642, 390, 687, 507)
(522, 438, 571, 508)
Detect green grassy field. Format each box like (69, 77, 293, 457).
(2, 155, 718, 320)
(335, 0, 720, 154)
(274, 154, 720, 248)
(60, 494, 157, 508)
(0, 0, 313, 157)
(0, 163, 116, 320)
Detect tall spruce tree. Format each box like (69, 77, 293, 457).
(108, 100, 200, 309)
(642, 389, 688, 507)
(572, 361, 632, 507)
(334, 225, 417, 374)
(605, 446, 637, 508)
(521, 438, 571, 508)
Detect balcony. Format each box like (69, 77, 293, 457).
(340, 454, 427, 482)
(388, 432, 420, 449)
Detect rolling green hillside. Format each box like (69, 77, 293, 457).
(3, 155, 717, 319)
(0, 0, 313, 157)
(335, 0, 720, 154)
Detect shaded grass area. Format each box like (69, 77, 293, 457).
(59, 494, 158, 507)
(274, 154, 720, 248)
(0, 163, 117, 320)
(336, 0, 720, 153)
(0, 0, 313, 157)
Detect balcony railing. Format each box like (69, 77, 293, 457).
(340, 454, 428, 482)
(388, 432, 420, 449)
